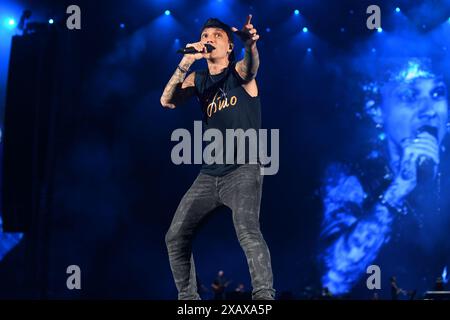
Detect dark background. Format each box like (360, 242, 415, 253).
(0, 0, 449, 299)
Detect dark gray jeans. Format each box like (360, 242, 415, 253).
(165, 164, 275, 300)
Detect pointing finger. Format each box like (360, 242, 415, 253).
(246, 14, 252, 25)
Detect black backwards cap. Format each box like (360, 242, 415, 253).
(201, 18, 236, 62)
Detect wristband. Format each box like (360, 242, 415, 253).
(177, 65, 189, 73)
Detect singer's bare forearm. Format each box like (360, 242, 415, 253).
(160, 58, 195, 108)
(236, 45, 259, 81)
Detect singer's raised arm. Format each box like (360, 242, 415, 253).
(233, 15, 260, 82)
(160, 57, 196, 109)
(235, 44, 259, 82)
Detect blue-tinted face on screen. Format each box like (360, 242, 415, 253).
(380, 77, 448, 149)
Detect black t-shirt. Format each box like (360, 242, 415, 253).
(194, 62, 261, 176)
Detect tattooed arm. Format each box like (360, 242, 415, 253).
(319, 164, 397, 295)
(160, 57, 196, 109)
(321, 202, 394, 295)
(319, 154, 424, 295)
(235, 45, 260, 82)
(160, 41, 211, 109)
(320, 134, 437, 294)
(232, 15, 260, 82)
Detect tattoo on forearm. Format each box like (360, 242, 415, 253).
(382, 180, 408, 212)
(238, 46, 259, 80)
(161, 60, 193, 105)
(323, 205, 392, 284)
(401, 159, 414, 180)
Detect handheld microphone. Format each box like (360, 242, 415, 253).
(177, 43, 215, 54)
(416, 126, 438, 183)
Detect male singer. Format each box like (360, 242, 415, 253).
(161, 16, 275, 300)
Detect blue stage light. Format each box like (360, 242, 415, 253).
(5, 18, 16, 29)
(377, 27, 382, 33)
(302, 27, 308, 33)
(395, 7, 400, 13)
(165, 10, 171, 16)
(49, 19, 54, 24)
(266, 27, 271, 33)
(294, 9, 300, 15)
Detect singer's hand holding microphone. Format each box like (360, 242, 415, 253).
(178, 42, 215, 65)
(386, 130, 440, 207)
